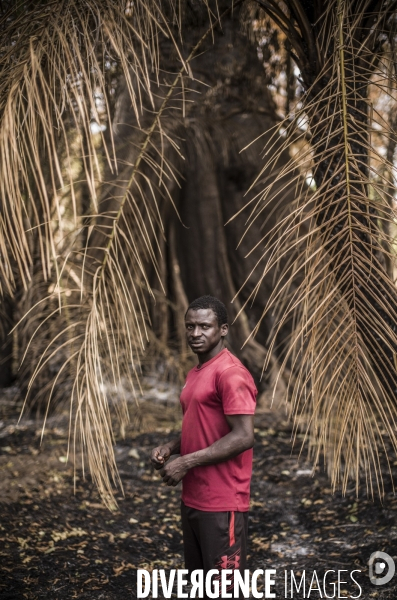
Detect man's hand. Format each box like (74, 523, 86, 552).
(151, 437, 181, 471)
(160, 457, 188, 486)
(151, 444, 172, 470)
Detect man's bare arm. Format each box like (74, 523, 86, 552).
(151, 437, 181, 470)
(160, 414, 254, 486)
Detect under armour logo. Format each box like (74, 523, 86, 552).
(220, 554, 240, 569)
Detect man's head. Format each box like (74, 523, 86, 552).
(185, 296, 228, 356)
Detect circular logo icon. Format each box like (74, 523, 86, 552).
(368, 551, 395, 586)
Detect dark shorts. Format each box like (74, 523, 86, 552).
(181, 501, 248, 598)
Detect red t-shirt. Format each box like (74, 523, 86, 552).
(180, 348, 257, 512)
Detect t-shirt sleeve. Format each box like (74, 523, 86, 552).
(217, 366, 257, 415)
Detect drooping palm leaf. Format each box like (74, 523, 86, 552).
(0, 0, 184, 292)
(0, 0, 186, 505)
(1, 0, 245, 506)
(238, 0, 397, 494)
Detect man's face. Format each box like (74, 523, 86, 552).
(185, 308, 228, 354)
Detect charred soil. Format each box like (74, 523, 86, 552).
(0, 390, 396, 599)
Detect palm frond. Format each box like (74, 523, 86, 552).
(0, 0, 181, 295)
(239, 0, 397, 495)
(2, 0, 237, 506)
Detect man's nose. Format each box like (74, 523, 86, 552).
(191, 326, 202, 337)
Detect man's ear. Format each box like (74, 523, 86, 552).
(221, 323, 229, 337)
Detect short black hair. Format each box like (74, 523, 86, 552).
(186, 295, 228, 326)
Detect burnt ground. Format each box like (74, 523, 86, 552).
(0, 387, 397, 600)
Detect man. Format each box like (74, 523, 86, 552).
(151, 295, 257, 595)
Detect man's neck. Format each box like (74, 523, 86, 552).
(197, 341, 225, 366)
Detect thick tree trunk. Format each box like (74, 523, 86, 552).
(87, 8, 298, 390)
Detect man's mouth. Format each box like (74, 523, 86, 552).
(190, 340, 204, 347)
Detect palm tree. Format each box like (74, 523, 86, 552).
(1, 0, 396, 503)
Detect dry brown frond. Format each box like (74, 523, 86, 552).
(1, 0, 233, 507)
(238, 0, 397, 495)
(0, 0, 184, 296)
